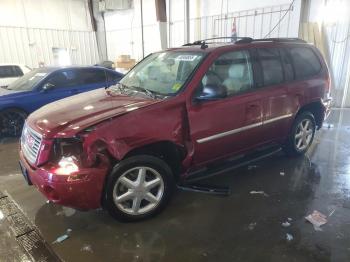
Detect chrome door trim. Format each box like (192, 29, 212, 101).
(263, 113, 293, 125)
(196, 113, 293, 144)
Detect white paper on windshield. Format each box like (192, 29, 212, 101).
(175, 55, 198, 61)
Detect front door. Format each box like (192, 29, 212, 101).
(188, 49, 264, 165)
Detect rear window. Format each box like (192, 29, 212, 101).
(0, 65, 23, 78)
(258, 49, 284, 86)
(289, 47, 322, 79)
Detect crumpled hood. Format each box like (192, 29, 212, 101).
(27, 88, 160, 138)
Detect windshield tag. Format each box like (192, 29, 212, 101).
(175, 55, 198, 61)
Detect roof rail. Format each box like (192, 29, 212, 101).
(183, 37, 253, 49)
(183, 37, 306, 49)
(235, 37, 307, 44)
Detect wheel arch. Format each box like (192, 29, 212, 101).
(122, 140, 187, 180)
(295, 101, 324, 129)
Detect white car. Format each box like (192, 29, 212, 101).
(0, 64, 31, 88)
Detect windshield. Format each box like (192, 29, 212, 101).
(7, 68, 50, 91)
(118, 51, 205, 96)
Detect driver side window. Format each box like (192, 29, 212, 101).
(201, 50, 254, 97)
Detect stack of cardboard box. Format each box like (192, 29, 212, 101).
(115, 55, 136, 70)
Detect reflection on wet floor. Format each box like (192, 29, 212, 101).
(0, 109, 350, 262)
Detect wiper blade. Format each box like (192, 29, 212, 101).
(128, 85, 156, 99)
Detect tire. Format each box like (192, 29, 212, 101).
(0, 109, 27, 137)
(283, 111, 316, 156)
(104, 155, 175, 222)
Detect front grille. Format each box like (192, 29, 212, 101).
(21, 124, 42, 165)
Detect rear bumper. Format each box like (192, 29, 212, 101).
(19, 150, 110, 210)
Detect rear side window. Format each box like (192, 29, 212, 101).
(258, 49, 284, 86)
(289, 47, 322, 79)
(78, 69, 106, 84)
(0, 66, 23, 78)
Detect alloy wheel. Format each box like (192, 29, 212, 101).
(0, 110, 26, 137)
(294, 119, 314, 151)
(113, 166, 164, 215)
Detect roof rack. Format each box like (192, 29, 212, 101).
(183, 37, 253, 49)
(183, 37, 306, 49)
(235, 37, 307, 44)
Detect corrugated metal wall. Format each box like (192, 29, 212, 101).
(0, 26, 100, 68)
(0, 0, 100, 68)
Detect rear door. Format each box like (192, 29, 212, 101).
(188, 49, 265, 165)
(255, 47, 295, 143)
(74, 68, 108, 92)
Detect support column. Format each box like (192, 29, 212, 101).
(184, 0, 190, 44)
(155, 0, 168, 50)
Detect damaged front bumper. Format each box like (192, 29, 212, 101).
(19, 150, 110, 210)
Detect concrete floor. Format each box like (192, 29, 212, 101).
(1, 109, 350, 262)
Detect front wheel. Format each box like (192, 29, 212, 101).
(283, 112, 316, 156)
(105, 155, 174, 222)
(0, 109, 27, 137)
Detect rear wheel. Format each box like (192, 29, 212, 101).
(283, 112, 316, 156)
(105, 155, 174, 222)
(0, 109, 27, 137)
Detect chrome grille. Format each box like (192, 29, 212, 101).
(21, 124, 42, 165)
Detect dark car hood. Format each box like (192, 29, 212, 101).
(0, 87, 23, 97)
(28, 88, 160, 138)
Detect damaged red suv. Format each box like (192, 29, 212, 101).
(19, 38, 331, 221)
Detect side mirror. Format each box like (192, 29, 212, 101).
(194, 84, 227, 102)
(42, 82, 55, 92)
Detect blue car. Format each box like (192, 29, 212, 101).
(0, 66, 123, 137)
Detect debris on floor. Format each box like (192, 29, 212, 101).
(281, 221, 291, 227)
(248, 222, 257, 230)
(250, 191, 269, 197)
(52, 234, 69, 244)
(80, 244, 93, 253)
(178, 184, 231, 196)
(286, 233, 294, 242)
(305, 210, 328, 231)
(52, 229, 72, 244)
(322, 122, 334, 129)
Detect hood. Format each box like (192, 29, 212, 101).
(0, 86, 22, 97)
(28, 88, 160, 138)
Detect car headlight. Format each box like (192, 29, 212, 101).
(55, 156, 79, 175)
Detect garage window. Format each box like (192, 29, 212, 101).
(290, 47, 322, 79)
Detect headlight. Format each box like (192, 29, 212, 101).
(55, 156, 79, 175)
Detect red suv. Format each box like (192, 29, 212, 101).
(19, 38, 331, 221)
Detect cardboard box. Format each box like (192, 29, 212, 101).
(116, 55, 131, 63)
(115, 59, 136, 69)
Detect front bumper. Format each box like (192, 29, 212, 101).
(19, 150, 110, 210)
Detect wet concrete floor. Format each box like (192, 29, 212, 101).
(0, 109, 350, 261)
